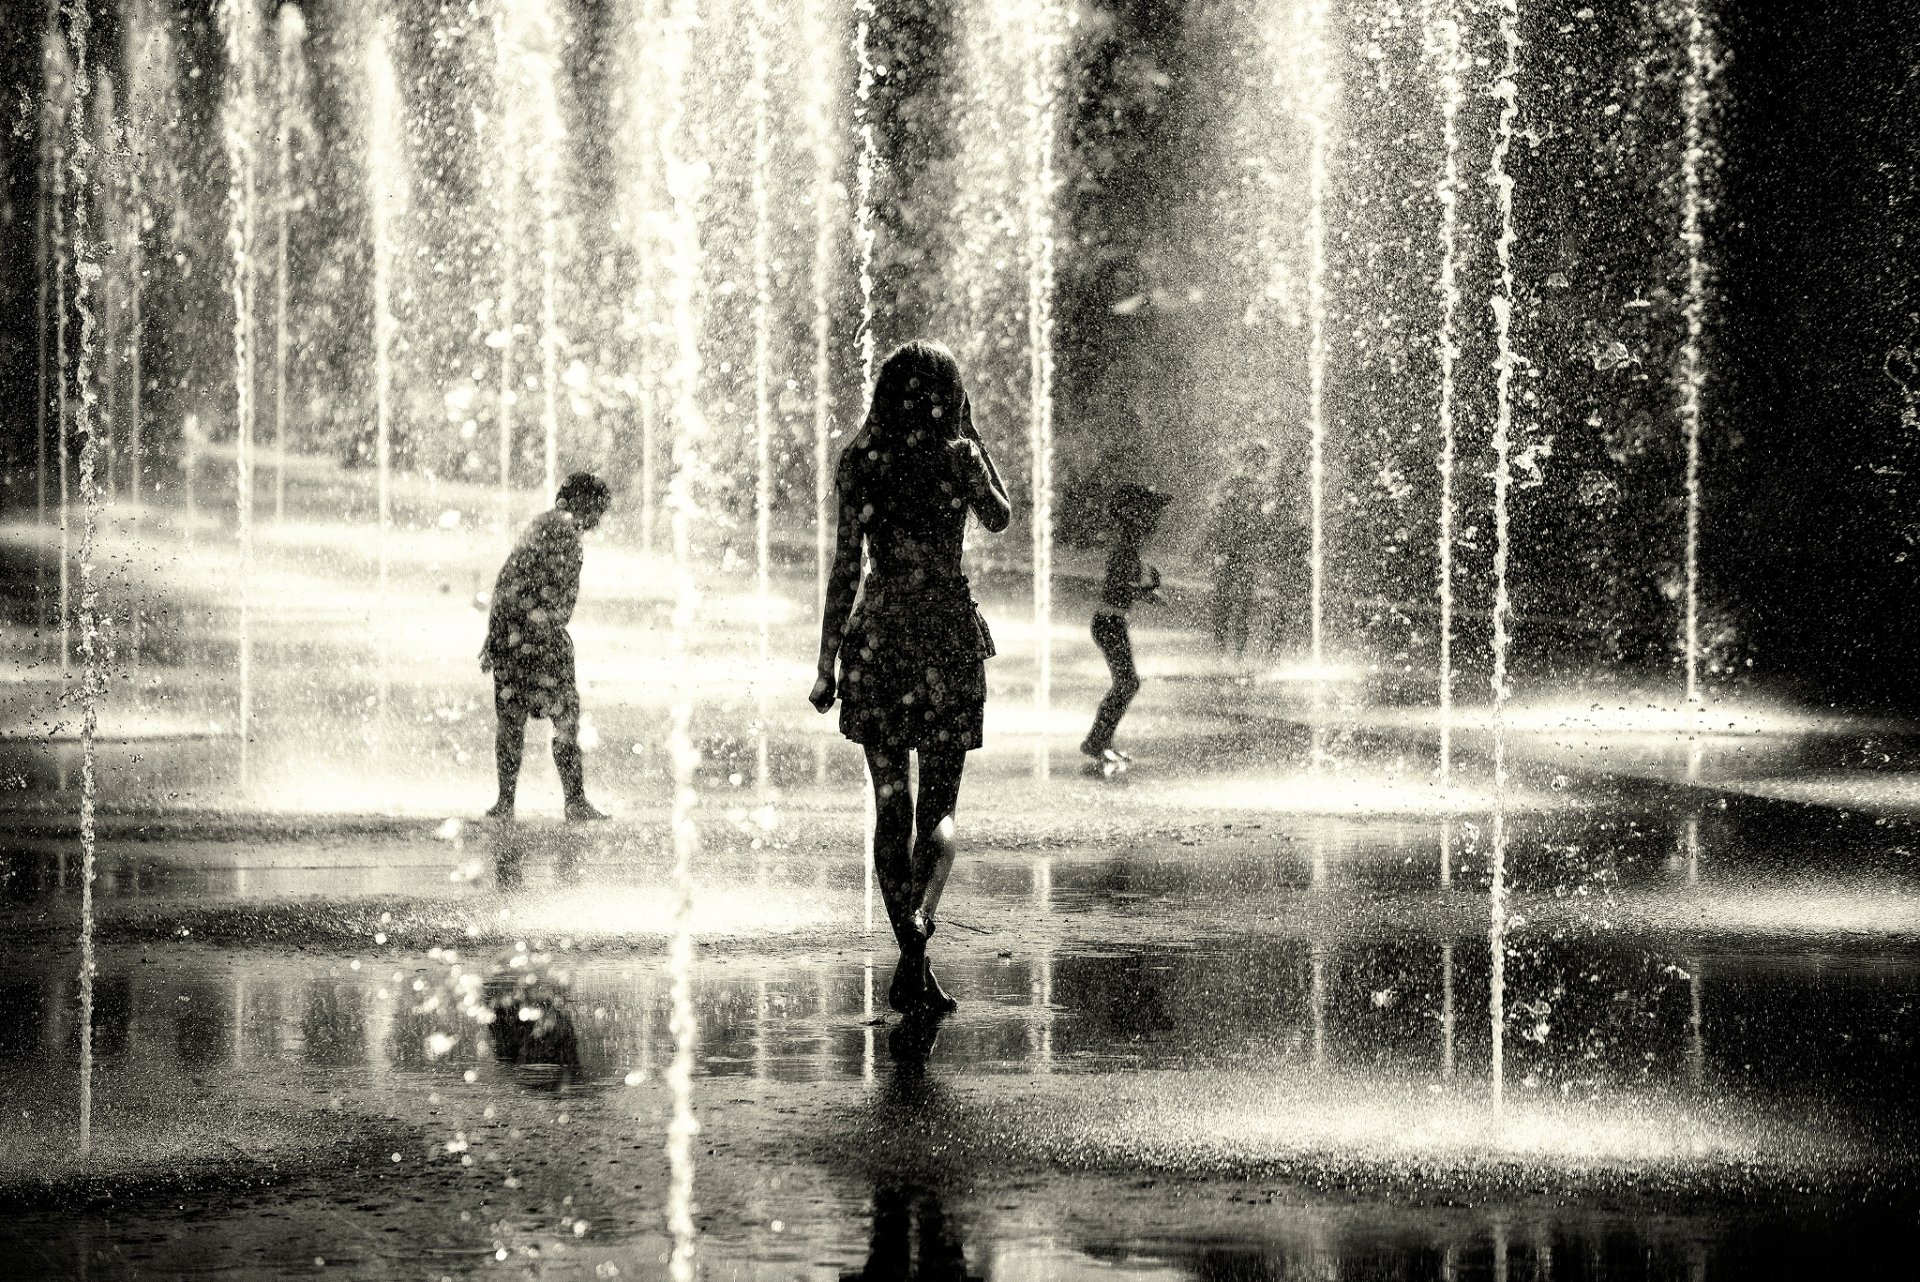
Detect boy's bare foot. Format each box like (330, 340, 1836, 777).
(564, 799, 610, 822)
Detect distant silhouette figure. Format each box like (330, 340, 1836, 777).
(1081, 483, 1171, 766)
(481, 471, 612, 822)
(811, 341, 1012, 1017)
(1204, 440, 1275, 658)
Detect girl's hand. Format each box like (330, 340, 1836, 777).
(809, 670, 837, 713)
(947, 436, 985, 481)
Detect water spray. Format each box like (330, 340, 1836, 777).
(1487, 0, 1522, 1117)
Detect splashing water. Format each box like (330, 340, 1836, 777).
(853, 0, 879, 925)
(532, 23, 562, 501)
(655, 0, 706, 1274)
(66, 0, 103, 1161)
(804, 0, 836, 615)
(224, 0, 260, 785)
(1677, 0, 1716, 714)
(1487, 0, 1522, 1116)
(1431, 1, 1467, 784)
(1024, 0, 1064, 761)
(1297, 0, 1333, 674)
(50, 27, 73, 676)
(273, 4, 308, 524)
(618, 0, 661, 552)
(366, 22, 403, 597)
(749, 0, 774, 795)
(34, 33, 58, 648)
(853, 0, 878, 392)
(491, 0, 520, 535)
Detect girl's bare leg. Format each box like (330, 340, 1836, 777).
(912, 747, 968, 923)
(908, 747, 968, 1012)
(864, 744, 921, 1011)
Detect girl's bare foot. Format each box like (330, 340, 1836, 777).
(918, 960, 958, 1014)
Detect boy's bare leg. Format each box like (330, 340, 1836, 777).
(553, 692, 606, 821)
(491, 698, 528, 819)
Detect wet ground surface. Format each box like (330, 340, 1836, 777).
(2, 775, 1918, 1279)
(5, 520, 1920, 1277)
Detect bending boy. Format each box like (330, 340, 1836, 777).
(481, 471, 612, 821)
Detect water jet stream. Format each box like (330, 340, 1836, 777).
(655, 1, 706, 1273)
(1024, 0, 1063, 771)
(52, 26, 72, 677)
(1298, 0, 1332, 676)
(365, 18, 404, 714)
(64, 0, 102, 1161)
(1487, 0, 1522, 1117)
(492, 0, 519, 536)
(223, 0, 259, 786)
(853, 0, 878, 925)
(749, 0, 773, 796)
(1432, 1, 1466, 784)
(1678, 0, 1714, 718)
(35, 33, 54, 649)
(805, 0, 836, 617)
(273, 4, 306, 524)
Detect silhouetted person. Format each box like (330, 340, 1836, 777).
(811, 341, 1012, 1016)
(1204, 440, 1275, 658)
(482, 471, 612, 821)
(1081, 483, 1171, 765)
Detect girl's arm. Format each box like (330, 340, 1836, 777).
(810, 456, 865, 711)
(955, 395, 1012, 533)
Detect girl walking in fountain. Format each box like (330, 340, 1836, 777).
(810, 341, 1013, 1016)
(1081, 483, 1171, 768)
(482, 471, 613, 822)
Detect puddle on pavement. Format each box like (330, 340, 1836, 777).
(1, 794, 1916, 1277)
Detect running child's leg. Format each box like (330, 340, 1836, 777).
(1083, 614, 1140, 756)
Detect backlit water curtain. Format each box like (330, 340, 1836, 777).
(24, 0, 1733, 1224)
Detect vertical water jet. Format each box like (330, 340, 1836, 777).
(50, 27, 72, 676)
(1432, 1, 1467, 783)
(749, 0, 774, 795)
(1298, 0, 1333, 674)
(618, 0, 661, 554)
(805, 0, 836, 617)
(852, 0, 879, 922)
(65, 0, 103, 1161)
(366, 19, 403, 606)
(35, 33, 54, 644)
(491, 0, 520, 534)
(654, 1, 706, 1274)
(1486, 0, 1522, 1118)
(223, 0, 260, 784)
(852, 0, 878, 393)
(1677, 0, 1715, 714)
(1024, 0, 1064, 763)
(273, 4, 307, 524)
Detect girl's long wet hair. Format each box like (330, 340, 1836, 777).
(848, 340, 971, 535)
(861, 340, 968, 447)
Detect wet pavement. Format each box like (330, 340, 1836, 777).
(5, 521, 1920, 1277)
(2, 777, 1917, 1279)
